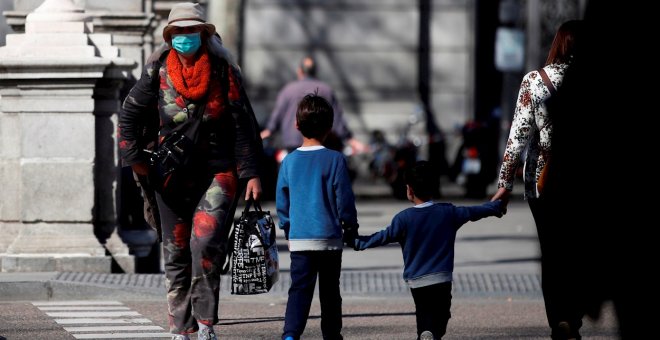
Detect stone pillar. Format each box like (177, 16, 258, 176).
(3, 0, 156, 78)
(0, 0, 135, 272)
(207, 0, 240, 57)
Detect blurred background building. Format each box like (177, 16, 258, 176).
(0, 0, 584, 273)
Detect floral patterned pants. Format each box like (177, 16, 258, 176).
(156, 170, 239, 334)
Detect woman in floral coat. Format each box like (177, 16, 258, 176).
(491, 20, 584, 340)
(118, 3, 262, 340)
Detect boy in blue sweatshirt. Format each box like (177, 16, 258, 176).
(349, 161, 503, 340)
(276, 93, 358, 340)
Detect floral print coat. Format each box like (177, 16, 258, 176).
(497, 63, 568, 199)
(118, 48, 262, 180)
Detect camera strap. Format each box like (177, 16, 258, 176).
(171, 99, 206, 142)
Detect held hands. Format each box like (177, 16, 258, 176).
(341, 222, 360, 250)
(491, 187, 511, 215)
(492, 199, 505, 218)
(245, 177, 262, 201)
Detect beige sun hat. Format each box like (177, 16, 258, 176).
(162, 3, 216, 42)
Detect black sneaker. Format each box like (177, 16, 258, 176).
(555, 321, 580, 340)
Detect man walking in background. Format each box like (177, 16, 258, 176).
(261, 56, 366, 154)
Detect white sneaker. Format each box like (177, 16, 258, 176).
(171, 335, 190, 340)
(198, 327, 218, 340)
(420, 330, 434, 340)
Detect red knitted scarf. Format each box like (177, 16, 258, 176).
(166, 49, 211, 101)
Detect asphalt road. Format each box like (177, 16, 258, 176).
(0, 296, 619, 339)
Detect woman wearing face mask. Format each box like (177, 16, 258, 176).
(118, 3, 262, 340)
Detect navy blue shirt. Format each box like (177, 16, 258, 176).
(355, 200, 502, 287)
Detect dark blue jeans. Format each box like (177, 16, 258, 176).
(283, 250, 343, 340)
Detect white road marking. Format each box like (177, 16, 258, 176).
(55, 318, 152, 325)
(33, 301, 171, 338)
(46, 311, 141, 317)
(64, 325, 164, 332)
(73, 332, 172, 339)
(39, 306, 131, 311)
(32, 301, 123, 306)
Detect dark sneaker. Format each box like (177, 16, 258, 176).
(198, 328, 218, 340)
(555, 321, 581, 340)
(420, 330, 434, 340)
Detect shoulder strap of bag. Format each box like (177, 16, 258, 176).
(538, 68, 556, 96)
(537, 67, 557, 133)
(536, 67, 557, 197)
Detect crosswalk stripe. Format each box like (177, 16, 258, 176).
(39, 306, 131, 311)
(46, 311, 141, 317)
(32, 301, 123, 306)
(64, 325, 164, 332)
(72, 332, 172, 339)
(34, 301, 171, 338)
(55, 318, 152, 325)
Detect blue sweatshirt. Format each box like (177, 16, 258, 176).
(276, 146, 358, 251)
(355, 200, 502, 288)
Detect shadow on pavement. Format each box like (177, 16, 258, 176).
(218, 311, 415, 326)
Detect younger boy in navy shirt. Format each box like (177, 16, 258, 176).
(276, 93, 358, 340)
(349, 161, 503, 340)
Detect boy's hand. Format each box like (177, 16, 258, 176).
(492, 199, 505, 218)
(341, 222, 359, 250)
(352, 236, 361, 251)
(343, 233, 357, 249)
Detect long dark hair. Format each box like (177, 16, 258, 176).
(545, 20, 583, 66)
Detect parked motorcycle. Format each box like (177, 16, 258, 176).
(368, 107, 439, 200)
(449, 117, 500, 199)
